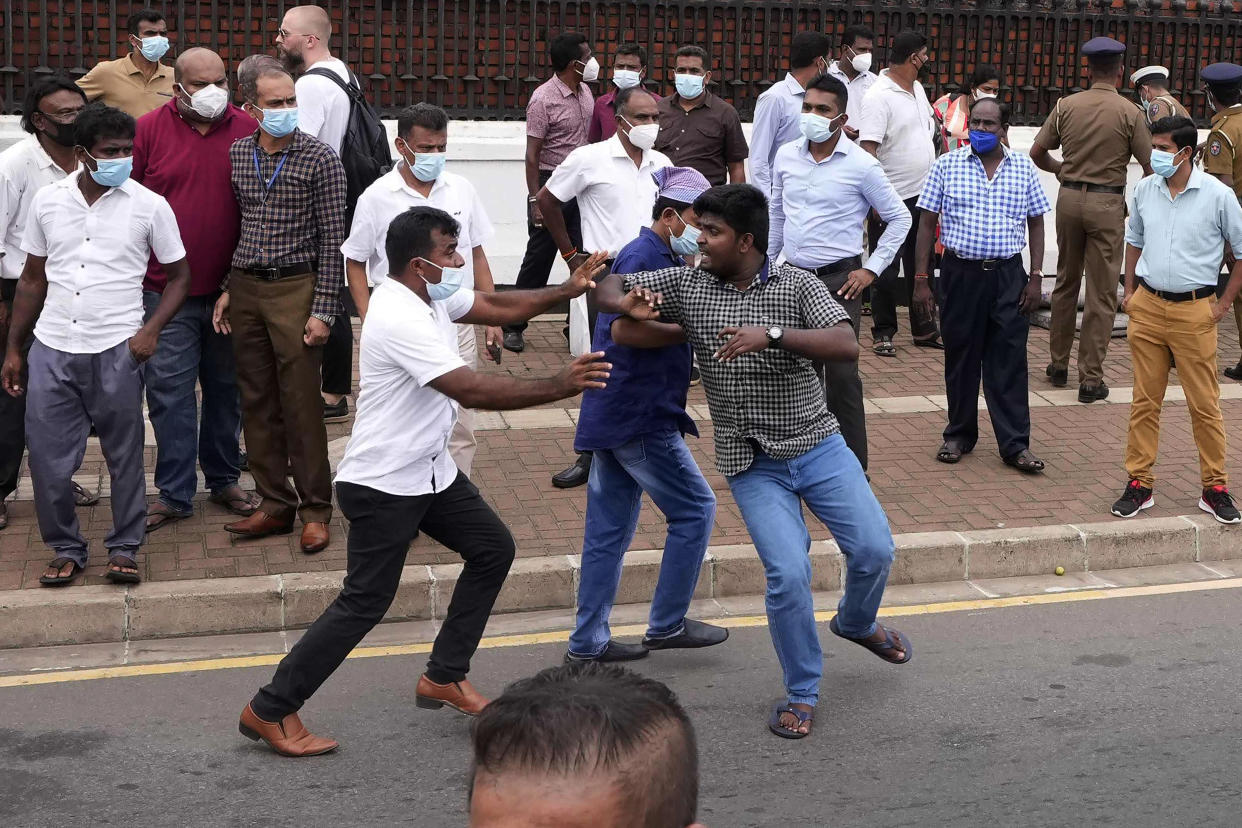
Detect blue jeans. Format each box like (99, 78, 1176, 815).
(569, 429, 716, 657)
(143, 291, 242, 512)
(726, 434, 894, 706)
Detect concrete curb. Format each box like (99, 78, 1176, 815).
(3, 514, 1237, 649)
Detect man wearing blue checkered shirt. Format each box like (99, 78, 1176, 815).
(914, 97, 1051, 473)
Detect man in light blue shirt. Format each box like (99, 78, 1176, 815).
(1112, 115, 1242, 524)
(749, 31, 831, 198)
(769, 74, 909, 470)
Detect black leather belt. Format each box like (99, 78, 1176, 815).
(808, 255, 862, 277)
(1061, 180, 1125, 195)
(235, 262, 314, 280)
(1139, 278, 1215, 302)
(945, 251, 1021, 271)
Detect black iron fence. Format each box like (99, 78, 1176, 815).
(2, 1, 1241, 125)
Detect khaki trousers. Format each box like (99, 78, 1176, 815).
(229, 271, 333, 524)
(1124, 286, 1227, 489)
(448, 323, 478, 476)
(1048, 188, 1126, 385)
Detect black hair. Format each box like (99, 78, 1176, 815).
(385, 206, 460, 278)
(127, 8, 165, 36)
(72, 102, 135, 151)
(614, 85, 655, 118)
(20, 75, 86, 134)
(692, 184, 769, 252)
(1210, 85, 1242, 107)
(615, 43, 647, 65)
(550, 32, 588, 72)
(805, 72, 849, 113)
(842, 25, 875, 49)
(890, 31, 928, 66)
(397, 102, 449, 136)
(470, 663, 698, 828)
(968, 96, 1011, 126)
(1150, 115, 1199, 153)
(652, 195, 694, 221)
(675, 45, 709, 67)
(1088, 54, 1123, 75)
(790, 31, 833, 70)
(968, 65, 1001, 93)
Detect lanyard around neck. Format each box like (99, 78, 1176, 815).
(252, 146, 288, 194)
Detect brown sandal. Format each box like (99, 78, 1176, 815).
(209, 485, 260, 517)
(146, 501, 192, 534)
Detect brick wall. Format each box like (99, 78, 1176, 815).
(3, 1, 1241, 125)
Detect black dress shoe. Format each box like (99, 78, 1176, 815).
(1225, 362, 1242, 381)
(552, 452, 592, 489)
(1078, 381, 1110, 403)
(322, 397, 350, 423)
(643, 619, 729, 650)
(503, 331, 525, 353)
(1046, 364, 1068, 388)
(564, 641, 650, 663)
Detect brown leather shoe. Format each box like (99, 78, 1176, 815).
(238, 703, 338, 757)
(300, 522, 329, 554)
(415, 674, 489, 717)
(224, 511, 293, 538)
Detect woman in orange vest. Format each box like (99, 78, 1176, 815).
(933, 65, 1002, 153)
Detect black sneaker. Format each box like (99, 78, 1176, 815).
(564, 641, 649, 663)
(689, 365, 701, 386)
(1199, 486, 1241, 524)
(1046, 364, 1068, 388)
(1111, 479, 1154, 518)
(323, 397, 350, 423)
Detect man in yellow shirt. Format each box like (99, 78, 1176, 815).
(76, 8, 174, 118)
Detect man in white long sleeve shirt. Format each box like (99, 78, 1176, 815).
(749, 31, 832, 199)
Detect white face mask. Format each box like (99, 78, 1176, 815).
(974, 90, 998, 102)
(847, 47, 872, 75)
(620, 116, 659, 150)
(577, 56, 600, 83)
(179, 83, 229, 120)
(612, 69, 642, 89)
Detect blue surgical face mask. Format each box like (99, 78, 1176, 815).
(84, 152, 133, 187)
(136, 35, 170, 62)
(258, 107, 298, 138)
(969, 129, 1001, 154)
(1150, 148, 1186, 179)
(613, 69, 642, 90)
(670, 213, 701, 257)
(411, 152, 446, 182)
(417, 257, 466, 301)
(799, 112, 841, 144)
(675, 73, 706, 99)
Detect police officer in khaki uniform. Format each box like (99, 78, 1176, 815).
(1200, 63, 1242, 380)
(1131, 65, 1191, 127)
(1031, 37, 1154, 403)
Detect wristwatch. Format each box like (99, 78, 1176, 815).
(311, 312, 336, 327)
(766, 325, 784, 349)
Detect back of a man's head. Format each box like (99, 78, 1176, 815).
(469, 662, 704, 828)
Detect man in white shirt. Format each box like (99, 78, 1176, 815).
(825, 25, 878, 139)
(276, 3, 357, 423)
(857, 30, 942, 357)
(0, 75, 97, 532)
(534, 85, 672, 488)
(1, 102, 190, 587)
(342, 102, 503, 475)
(770, 74, 910, 472)
(749, 31, 833, 198)
(239, 206, 612, 758)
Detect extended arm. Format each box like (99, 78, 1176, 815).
(428, 352, 610, 410)
(456, 251, 608, 326)
(610, 317, 687, 348)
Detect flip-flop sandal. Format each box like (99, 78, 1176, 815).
(1003, 451, 1046, 474)
(105, 555, 142, 585)
(936, 442, 971, 464)
(209, 487, 260, 517)
(873, 337, 896, 358)
(39, 556, 83, 587)
(913, 337, 945, 350)
(767, 701, 814, 740)
(829, 617, 912, 665)
(72, 482, 100, 507)
(145, 502, 193, 534)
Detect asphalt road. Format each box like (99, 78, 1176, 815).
(2, 587, 1241, 827)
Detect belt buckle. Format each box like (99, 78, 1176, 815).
(256, 266, 279, 280)
(981, 259, 1000, 271)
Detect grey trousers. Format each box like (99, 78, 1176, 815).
(814, 269, 868, 471)
(26, 339, 146, 565)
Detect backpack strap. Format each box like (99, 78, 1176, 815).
(303, 67, 364, 106)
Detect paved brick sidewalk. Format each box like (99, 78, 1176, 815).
(3, 319, 1241, 589)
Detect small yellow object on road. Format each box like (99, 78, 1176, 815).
(1055, 566, 1066, 576)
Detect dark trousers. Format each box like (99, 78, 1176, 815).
(0, 286, 24, 501)
(504, 169, 583, 335)
(251, 475, 516, 721)
(813, 268, 867, 470)
(321, 287, 353, 397)
(938, 253, 1031, 457)
(868, 196, 939, 341)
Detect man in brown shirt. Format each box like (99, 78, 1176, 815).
(654, 45, 749, 186)
(77, 9, 174, 119)
(1031, 37, 1153, 403)
(1200, 63, 1242, 380)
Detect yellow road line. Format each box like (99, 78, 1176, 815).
(1, 576, 1238, 689)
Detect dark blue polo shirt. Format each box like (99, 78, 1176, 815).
(574, 227, 697, 452)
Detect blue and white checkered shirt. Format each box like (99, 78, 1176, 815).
(917, 146, 1051, 260)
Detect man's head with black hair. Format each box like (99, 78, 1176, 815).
(691, 184, 769, 279)
(20, 75, 86, 146)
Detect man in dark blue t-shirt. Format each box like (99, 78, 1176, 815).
(566, 167, 727, 662)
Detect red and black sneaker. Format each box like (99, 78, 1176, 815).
(1110, 479, 1154, 518)
(1199, 486, 1241, 525)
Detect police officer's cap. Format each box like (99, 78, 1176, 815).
(1130, 66, 1169, 86)
(1202, 62, 1242, 89)
(1081, 37, 1126, 57)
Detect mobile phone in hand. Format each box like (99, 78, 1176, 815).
(487, 341, 503, 364)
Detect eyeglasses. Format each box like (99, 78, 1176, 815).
(277, 28, 313, 39)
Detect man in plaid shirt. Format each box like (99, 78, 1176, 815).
(212, 61, 345, 555)
(595, 184, 910, 740)
(913, 97, 1051, 474)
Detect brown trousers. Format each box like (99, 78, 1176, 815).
(1048, 188, 1126, 385)
(229, 270, 333, 524)
(1125, 286, 1227, 489)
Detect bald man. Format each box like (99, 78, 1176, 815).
(131, 48, 261, 532)
(275, 4, 360, 423)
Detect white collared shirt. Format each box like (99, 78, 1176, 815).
(856, 71, 938, 199)
(750, 72, 807, 197)
(21, 170, 185, 354)
(295, 58, 352, 155)
(334, 280, 477, 496)
(544, 133, 671, 255)
(341, 165, 495, 287)
(0, 135, 77, 281)
(826, 62, 878, 127)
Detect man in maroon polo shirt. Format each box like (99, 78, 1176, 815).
(587, 44, 659, 144)
(132, 47, 259, 532)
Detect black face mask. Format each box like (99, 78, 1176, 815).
(40, 118, 77, 148)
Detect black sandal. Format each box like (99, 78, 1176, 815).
(873, 336, 896, 357)
(105, 555, 142, 585)
(768, 701, 814, 739)
(936, 441, 970, 464)
(1003, 450, 1046, 474)
(73, 482, 100, 507)
(39, 556, 83, 587)
(829, 617, 912, 665)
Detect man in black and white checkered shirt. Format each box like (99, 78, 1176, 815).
(595, 184, 911, 740)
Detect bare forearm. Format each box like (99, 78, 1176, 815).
(1124, 244, 1142, 294)
(611, 318, 686, 348)
(728, 161, 746, 184)
(524, 151, 541, 197)
(6, 273, 46, 352)
(780, 324, 859, 362)
(472, 247, 497, 293)
(443, 373, 575, 411)
(594, 273, 627, 314)
(142, 266, 190, 334)
(536, 189, 574, 255)
(346, 259, 371, 322)
(1028, 217, 1045, 275)
(1221, 260, 1242, 308)
(462, 282, 575, 326)
(914, 212, 939, 278)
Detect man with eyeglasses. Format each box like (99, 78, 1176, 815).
(77, 8, 174, 118)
